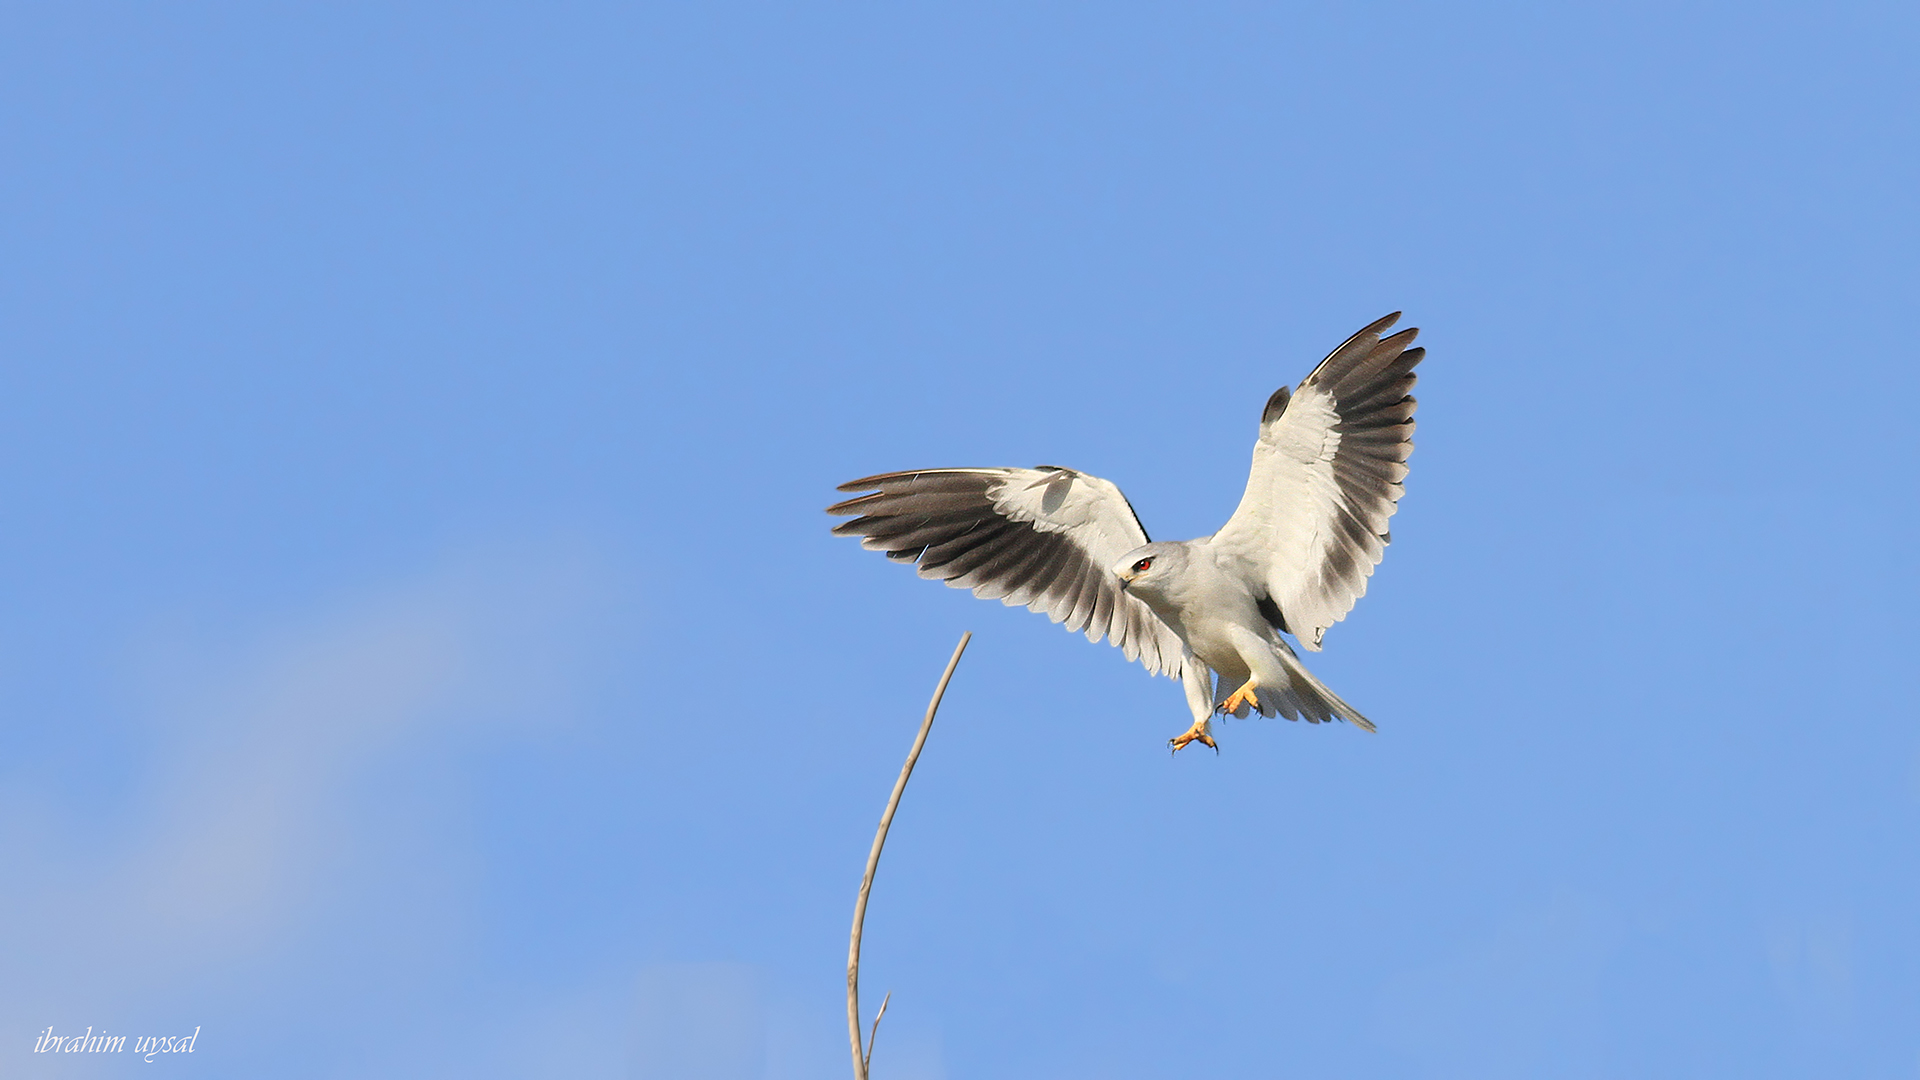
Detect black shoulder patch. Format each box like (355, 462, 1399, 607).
(1256, 595, 1289, 634)
(1261, 386, 1292, 425)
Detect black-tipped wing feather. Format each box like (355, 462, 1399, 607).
(828, 467, 1185, 678)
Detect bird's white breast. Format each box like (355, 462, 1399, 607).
(1135, 541, 1266, 672)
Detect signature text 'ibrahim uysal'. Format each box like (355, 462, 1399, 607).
(34, 1025, 200, 1062)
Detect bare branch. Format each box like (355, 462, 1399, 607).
(848, 632, 971, 1080)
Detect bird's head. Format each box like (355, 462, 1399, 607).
(1114, 542, 1185, 597)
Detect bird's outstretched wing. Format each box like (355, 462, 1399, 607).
(1210, 313, 1422, 651)
(828, 467, 1186, 678)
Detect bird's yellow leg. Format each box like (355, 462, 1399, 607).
(1169, 717, 1216, 753)
(1220, 678, 1260, 715)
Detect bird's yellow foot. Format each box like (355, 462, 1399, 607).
(1169, 719, 1217, 754)
(1219, 679, 1260, 715)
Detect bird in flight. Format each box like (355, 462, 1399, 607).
(828, 313, 1422, 752)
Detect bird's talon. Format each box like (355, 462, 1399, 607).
(1169, 723, 1217, 753)
(1220, 680, 1260, 715)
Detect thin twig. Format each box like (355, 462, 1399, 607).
(848, 631, 971, 1080)
(863, 990, 890, 1074)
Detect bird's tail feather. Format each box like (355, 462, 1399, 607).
(1265, 641, 1377, 732)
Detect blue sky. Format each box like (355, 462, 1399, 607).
(3, 3, 1917, 1077)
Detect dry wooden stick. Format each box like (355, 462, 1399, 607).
(847, 631, 971, 1080)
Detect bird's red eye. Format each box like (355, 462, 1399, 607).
(1132, 558, 1153, 573)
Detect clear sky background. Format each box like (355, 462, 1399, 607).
(3, 4, 1916, 1078)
